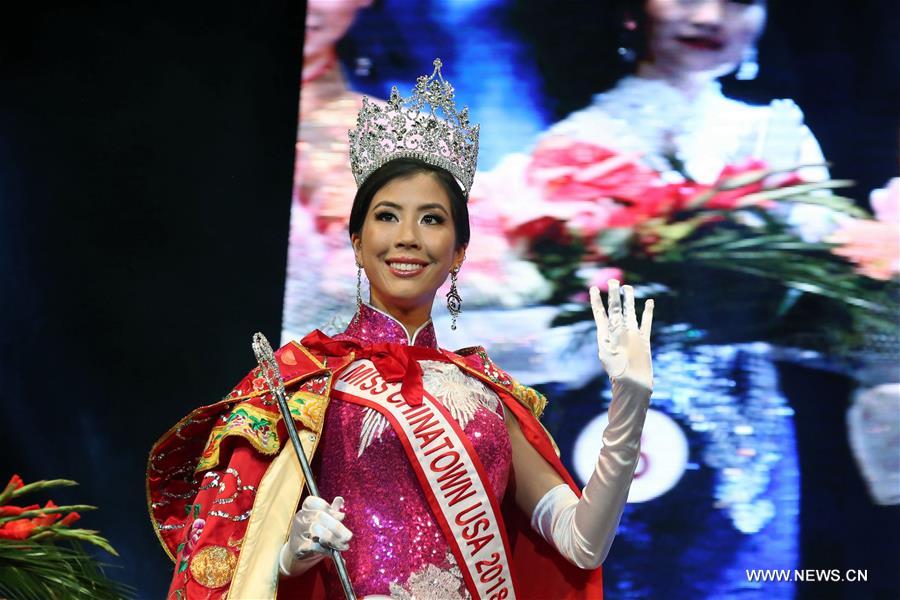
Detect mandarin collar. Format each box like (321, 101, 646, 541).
(340, 303, 438, 349)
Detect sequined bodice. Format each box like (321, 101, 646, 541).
(316, 305, 512, 598)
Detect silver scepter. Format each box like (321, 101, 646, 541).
(251, 332, 357, 600)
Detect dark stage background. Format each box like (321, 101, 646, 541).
(1, 1, 305, 597)
(1, 1, 898, 599)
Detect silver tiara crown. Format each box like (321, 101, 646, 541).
(349, 59, 480, 194)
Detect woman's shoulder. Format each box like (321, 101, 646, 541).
(718, 93, 808, 124)
(445, 345, 548, 419)
(725, 96, 825, 171)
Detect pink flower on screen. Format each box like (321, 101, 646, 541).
(528, 137, 661, 204)
(568, 202, 629, 237)
(590, 268, 624, 291)
(827, 178, 900, 281)
(871, 178, 900, 224)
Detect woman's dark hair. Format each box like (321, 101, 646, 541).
(348, 158, 470, 249)
(507, 0, 641, 119)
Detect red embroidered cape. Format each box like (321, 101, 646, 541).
(147, 334, 603, 599)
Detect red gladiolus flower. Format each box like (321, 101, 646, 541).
(0, 518, 38, 540)
(33, 500, 62, 527)
(0, 504, 32, 517)
(699, 159, 772, 210)
(60, 512, 81, 527)
(6, 474, 24, 491)
(529, 138, 663, 206)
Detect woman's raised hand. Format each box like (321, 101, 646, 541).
(527, 282, 654, 571)
(279, 495, 353, 577)
(589, 280, 654, 393)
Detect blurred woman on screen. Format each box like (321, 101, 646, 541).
(493, 0, 838, 241)
(461, 2, 845, 596)
(284, 0, 382, 343)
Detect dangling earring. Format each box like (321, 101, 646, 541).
(736, 46, 759, 81)
(354, 56, 372, 77)
(446, 267, 462, 331)
(617, 18, 638, 65)
(356, 264, 363, 310)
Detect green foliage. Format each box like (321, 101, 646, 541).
(527, 235, 588, 305)
(0, 478, 132, 599)
(0, 481, 77, 506)
(0, 542, 132, 600)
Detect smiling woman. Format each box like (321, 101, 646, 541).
(350, 160, 468, 333)
(148, 60, 656, 600)
(641, 0, 767, 83)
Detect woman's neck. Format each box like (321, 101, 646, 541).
(367, 295, 433, 340)
(635, 61, 720, 101)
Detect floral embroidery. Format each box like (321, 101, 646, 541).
(250, 370, 269, 393)
(176, 516, 205, 574)
(197, 385, 328, 472)
(288, 390, 328, 433)
(388, 552, 470, 599)
(510, 380, 548, 419)
(357, 361, 503, 456)
(197, 405, 280, 471)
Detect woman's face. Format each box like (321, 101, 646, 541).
(352, 172, 465, 315)
(643, 0, 767, 77)
(304, 0, 372, 60)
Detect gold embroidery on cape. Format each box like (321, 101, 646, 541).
(147, 356, 331, 562)
(196, 389, 329, 472)
(288, 390, 328, 432)
(189, 545, 238, 588)
(510, 380, 548, 419)
(197, 404, 281, 472)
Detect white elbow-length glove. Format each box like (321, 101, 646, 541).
(532, 280, 654, 569)
(279, 495, 353, 577)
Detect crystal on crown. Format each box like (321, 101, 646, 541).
(349, 59, 480, 194)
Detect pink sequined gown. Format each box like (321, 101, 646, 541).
(316, 303, 512, 599)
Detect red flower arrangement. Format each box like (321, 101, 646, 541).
(0, 474, 129, 598)
(475, 135, 897, 354)
(0, 474, 86, 544)
(518, 137, 791, 252)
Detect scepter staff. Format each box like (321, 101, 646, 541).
(252, 332, 357, 600)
